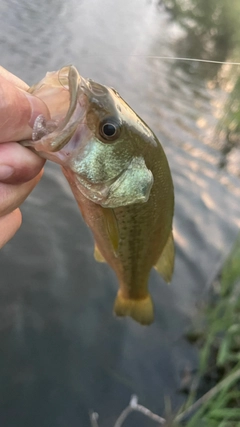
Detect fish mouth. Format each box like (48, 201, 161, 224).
(22, 66, 89, 156)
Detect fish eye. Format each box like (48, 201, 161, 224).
(99, 118, 120, 142)
(102, 123, 116, 137)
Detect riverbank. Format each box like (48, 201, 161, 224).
(90, 235, 240, 426)
(182, 234, 240, 426)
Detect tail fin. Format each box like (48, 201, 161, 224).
(113, 290, 154, 325)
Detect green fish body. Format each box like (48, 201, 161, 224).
(23, 66, 174, 325)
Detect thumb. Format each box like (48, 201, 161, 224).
(0, 75, 50, 142)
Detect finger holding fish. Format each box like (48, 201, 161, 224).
(0, 144, 44, 247)
(0, 209, 22, 250)
(0, 69, 49, 248)
(0, 74, 50, 142)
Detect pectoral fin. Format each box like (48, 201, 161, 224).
(94, 209, 119, 261)
(101, 208, 119, 256)
(154, 231, 175, 283)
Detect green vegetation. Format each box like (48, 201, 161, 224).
(159, 0, 240, 167)
(216, 70, 240, 168)
(161, 0, 240, 63)
(178, 235, 240, 426)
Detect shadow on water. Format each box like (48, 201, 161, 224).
(0, 0, 240, 426)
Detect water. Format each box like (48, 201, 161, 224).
(1, 0, 240, 425)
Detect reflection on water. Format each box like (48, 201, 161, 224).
(160, 0, 240, 76)
(0, 0, 240, 425)
(160, 0, 240, 174)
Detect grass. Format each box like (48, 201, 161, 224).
(179, 234, 240, 426)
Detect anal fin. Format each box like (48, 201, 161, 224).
(154, 231, 175, 283)
(94, 244, 106, 263)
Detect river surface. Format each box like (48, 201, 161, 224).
(0, 0, 240, 426)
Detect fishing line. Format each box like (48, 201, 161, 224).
(127, 56, 240, 66)
(81, 54, 240, 66)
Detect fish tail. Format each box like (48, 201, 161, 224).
(113, 290, 154, 325)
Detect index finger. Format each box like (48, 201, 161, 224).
(0, 66, 29, 90)
(0, 72, 50, 142)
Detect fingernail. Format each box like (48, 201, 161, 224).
(0, 165, 14, 181)
(24, 92, 49, 128)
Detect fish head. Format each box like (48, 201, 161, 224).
(24, 66, 155, 208)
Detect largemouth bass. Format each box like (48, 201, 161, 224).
(23, 66, 174, 325)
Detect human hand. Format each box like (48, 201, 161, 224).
(0, 66, 50, 248)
